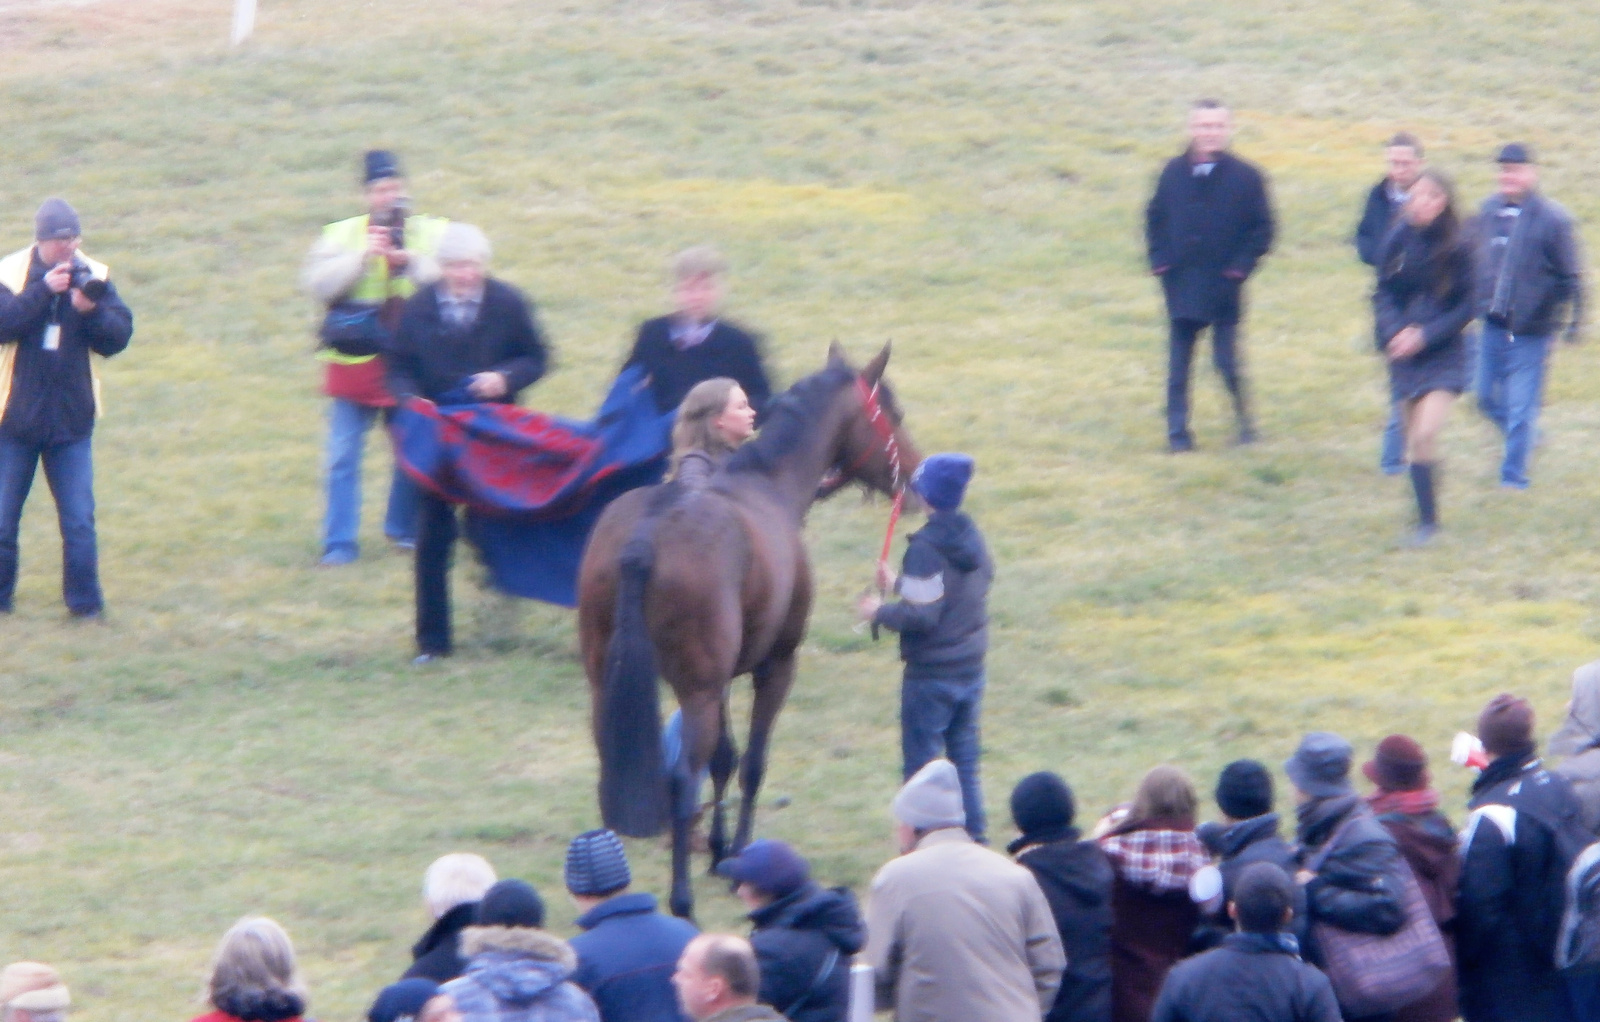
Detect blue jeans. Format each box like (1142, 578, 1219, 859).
(902, 671, 987, 840)
(1475, 323, 1550, 488)
(1379, 404, 1405, 474)
(322, 398, 420, 559)
(0, 437, 101, 613)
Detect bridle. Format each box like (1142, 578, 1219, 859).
(816, 376, 908, 582)
(818, 376, 904, 500)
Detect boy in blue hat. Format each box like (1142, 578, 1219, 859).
(857, 452, 994, 842)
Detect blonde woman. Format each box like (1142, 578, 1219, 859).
(190, 917, 307, 1022)
(668, 377, 757, 486)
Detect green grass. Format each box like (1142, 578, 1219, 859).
(3, 0, 1600, 1018)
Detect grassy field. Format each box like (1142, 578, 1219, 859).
(3, 0, 1600, 1017)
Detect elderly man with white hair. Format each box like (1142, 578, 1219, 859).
(386, 223, 549, 663)
(1, 963, 70, 1022)
(404, 852, 498, 983)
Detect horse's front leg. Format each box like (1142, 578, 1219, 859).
(735, 651, 798, 852)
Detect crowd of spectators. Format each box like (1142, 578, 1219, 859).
(11, 678, 1600, 1022)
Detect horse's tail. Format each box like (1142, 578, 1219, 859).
(598, 530, 671, 838)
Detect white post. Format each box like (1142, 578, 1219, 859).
(848, 959, 875, 1022)
(231, 0, 257, 46)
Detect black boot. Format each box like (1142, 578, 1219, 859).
(1231, 392, 1257, 446)
(1408, 462, 1438, 545)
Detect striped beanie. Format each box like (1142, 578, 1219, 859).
(564, 829, 632, 896)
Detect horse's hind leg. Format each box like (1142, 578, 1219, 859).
(735, 651, 797, 852)
(707, 702, 739, 869)
(669, 693, 721, 920)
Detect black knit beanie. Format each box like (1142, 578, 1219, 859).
(1009, 771, 1076, 839)
(476, 879, 544, 928)
(1215, 759, 1274, 820)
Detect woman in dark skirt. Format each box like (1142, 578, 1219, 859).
(1373, 169, 1476, 544)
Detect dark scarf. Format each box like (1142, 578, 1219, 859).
(1295, 793, 1362, 848)
(1007, 824, 1080, 856)
(1471, 752, 1539, 799)
(1368, 787, 1441, 817)
(213, 989, 305, 1022)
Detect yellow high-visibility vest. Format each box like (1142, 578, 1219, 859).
(316, 213, 448, 365)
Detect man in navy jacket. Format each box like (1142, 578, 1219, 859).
(565, 830, 698, 1022)
(1145, 100, 1275, 452)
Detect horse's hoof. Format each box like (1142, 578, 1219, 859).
(670, 895, 695, 920)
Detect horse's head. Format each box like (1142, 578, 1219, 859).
(818, 341, 923, 502)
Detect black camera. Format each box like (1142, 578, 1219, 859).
(379, 198, 411, 251)
(68, 260, 107, 302)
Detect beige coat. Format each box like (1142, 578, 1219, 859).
(866, 827, 1066, 1022)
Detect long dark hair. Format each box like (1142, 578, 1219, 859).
(1383, 168, 1464, 292)
(1414, 168, 1462, 248)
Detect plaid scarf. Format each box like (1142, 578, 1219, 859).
(1367, 787, 1441, 817)
(1100, 824, 1208, 894)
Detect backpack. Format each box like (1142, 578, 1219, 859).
(1558, 841, 1600, 973)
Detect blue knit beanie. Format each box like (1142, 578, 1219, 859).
(910, 453, 975, 511)
(564, 829, 632, 897)
(368, 979, 438, 1022)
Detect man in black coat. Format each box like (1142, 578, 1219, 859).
(1145, 99, 1275, 452)
(1353, 133, 1426, 475)
(0, 199, 133, 618)
(1151, 862, 1341, 1022)
(1458, 694, 1588, 1022)
(625, 246, 772, 416)
(1007, 772, 1113, 1022)
(386, 223, 548, 662)
(717, 840, 865, 1022)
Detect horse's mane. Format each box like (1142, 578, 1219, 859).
(725, 360, 857, 475)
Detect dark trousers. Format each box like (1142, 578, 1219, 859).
(0, 437, 101, 614)
(415, 492, 459, 655)
(1166, 317, 1249, 442)
(901, 671, 987, 840)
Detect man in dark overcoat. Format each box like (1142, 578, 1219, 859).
(385, 223, 548, 663)
(1145, 99, 1275, 452)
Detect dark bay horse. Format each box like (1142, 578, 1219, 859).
(577, 343, 920, 918)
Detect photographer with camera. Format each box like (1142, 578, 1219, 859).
(301, 149, 448, 567)
(0, 198, 133, 618)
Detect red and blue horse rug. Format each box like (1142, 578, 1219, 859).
(393, 366, 673, 606)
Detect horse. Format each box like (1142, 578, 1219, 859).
(577, 342, 921, 919)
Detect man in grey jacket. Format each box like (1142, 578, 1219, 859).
(1474, 143, 1585, 490)
(866, 759, 1065, 1022)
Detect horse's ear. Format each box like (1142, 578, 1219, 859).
(827, 340, 849, 366)
(862, 341, 891, 384)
